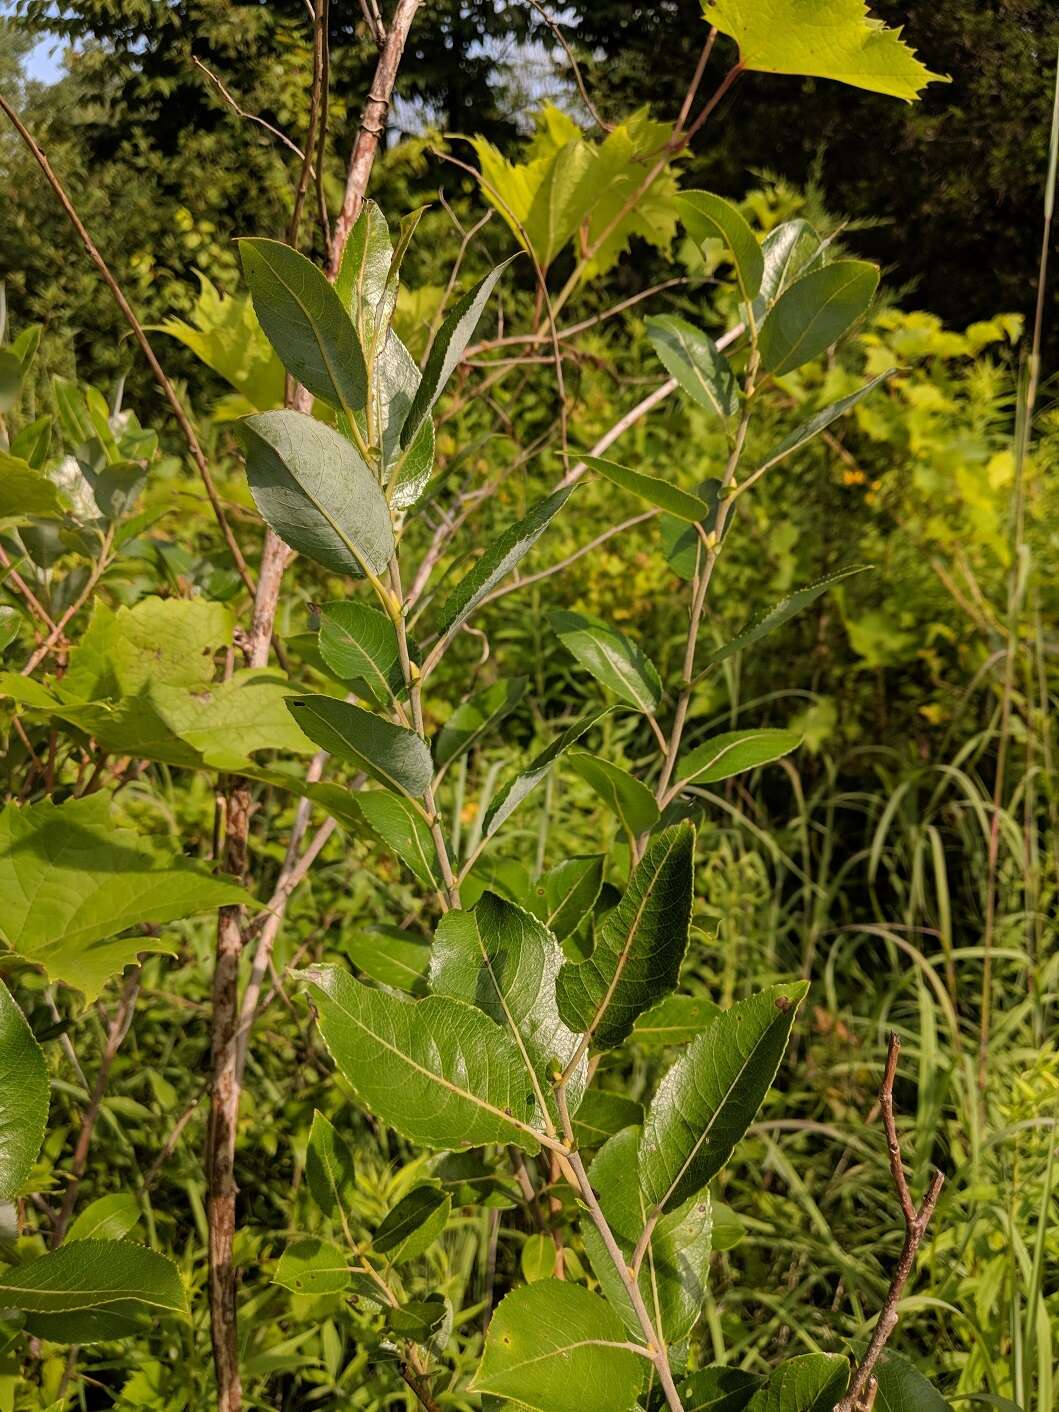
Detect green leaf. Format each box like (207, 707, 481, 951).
(758, 261, 879, 376)
(677, 191, 763, 302)
(581, 1126, 712, 1343)
(149, 668, 315, 770)
(65, 1193, 141, 1244)
(0, 450, 66, 519)
(238, 410, 394, 578)
(343, 925, 431, 994)
(550, 610, 662, 711)
(334, 199, 392, 344)
(677, 728, 801, 787)
(373, 1183, 450, 1263)
(702, 0, 948, 101)
(274, 1237, 350, 1296)
(435, 677, 528, 768)
(64, 596, 233, 700)
(10, 413, 52, 468)
(567, 752, 660, 837)
(317, 601, 403, 704)
(305, 1110, 356, 1224)
(286, 696, 433, 797)
(385, 1294, 450, 1345)
(702, 566, 872, 670)
(0, 980, 48, 1201)
(745, 1353, 850, 1412)
(520, 1232, 557, 1282)
(433, 486, 574, 642)
(0, 794, 249, 1001)
(363, 329, 435, 500)
(871, 1350, 954, 1412)
(646, 315, 738, 419)
(753, 373, 894, 475)
(483, 708, 611, 840)
(430, 892, 586, 1122)
(0, 1240, 187, 1321)
(632, 994, 722, 1048)
(527, 854, 605, 941)
(355, 790, 439, 886)
(556, 822, 694, 1050)
(0, 605, 20, 653)
(402, 258, 517, 450)
(755, 219, 823, 316)
(571, 1089, 643, 1149)
(0, 349, 21, 413)
(297, 964, 541, 1153)
(473, 1281, 646, 1412)
(239, 238, 366, 417)
(639, 982, 808, 1211)
(679, 1366, 763, 1412)
(583, 452, 713, 523)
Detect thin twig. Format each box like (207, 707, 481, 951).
(524, 0, 612, 133)
(192, 57, 307, 163)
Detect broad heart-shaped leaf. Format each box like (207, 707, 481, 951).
(701, 566, 872, 671)
(62, 596, 233, 701)
(433, 485, 574, 643)
(758, 261, 879, 377)
(305, 1110, 356, 1224)
(0, 1240, 187, 1326)
(679, 1366, 763, 1412)
(639, 982, 808, 1211)
(702, 0, 948, 101)
(65, 1193, 141, 1244)
(274, 1237, 350, 1296)
(676, 728, 801, 787)
(435, 677, 528, 768)
(745, 1353, 850, 1412)
(871, 1349, 954, 1412)
(401, 257, 518, 450)
(677, 191, 763, 302)
(238, 410, 394, 578)
(581, 1126, 712, 1344)
(286, 696, 433, 797)
(473, 1280, 646, 1412)
(0, 450, 66, 519)
(567, 752, 660, 837)
(571, 1089, 643, 1149)
(556, 822, 694, 1051)
(527, 854, 605, 941)
(239, 238, 366, 417)
(0, 980, 48, 1201)
(753, 371, 894, 475)
(646, 315, 738, 420)
(373, 1183, 450, 1263)
(317, 601, 403, 704)
(0, 794, 249, 1001)
(482, 708, 611, 841)
(296, 964, 541, 1153)
(583, 452, 713, 523)
(550, 611, 662, 712)
(343, 924, 431, 994)
(632, 994, 722, 1049)
(431, 893, 587, 1124)
(355, 791, 439, 887)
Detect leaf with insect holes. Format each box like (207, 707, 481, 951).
(473, 1281, 646, 1412)
(550, 610, 662, 711)
(677, 191, 763, 301)
(0, 980, 48, 1201)
(646, 314, 738, 419)
(676, 728, 801, 787)
(373, 1184, 450, 1263)
(239, 238, 366, 416)
(483, 708, 612, 840)
(700, 566, 872, 671)
(274, 1238, 350, 1296)
(297, 964, 542, 1153)
(556, 822, 694, 1050)
(286, 696, 433, 797)
(639, 983, 808, 1211)
(583, 452, 714, 523)
(239, 410, 393, 578)
(759, 261, 879, 376)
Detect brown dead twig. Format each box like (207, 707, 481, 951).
(834, 1034, 945, 1412)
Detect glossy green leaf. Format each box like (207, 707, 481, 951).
(65, 1193, 141, 1243)
(343, 925, 431, 994)
(677, 728, 801, 787)
(680, 1366, 763, 1412)
(583, 452, 713, 523)
(678, 191, 763, 301)
(239, 410, 394, 578)
(297, 964, 541, 1152)
(702, 0, 947, 101)
(646, 315, 738, 419)
(702, 567, 872, 670)
(305, 1111, 356, 1224)
(755, 219, 822, 315)
(0, 980, 48, 1201)
(286, 696, 433, 797)
(756, 373, 894, 477)
(571, 1089, 643, 1149)
(385, 1294, 450, 1345)
(402, 258, 517, 449)
(567, 752, 660, 836)
(0, 794, 249, 1000)
(759, 261, 879, 376)
(557, 822, 694, 1050)
(334, 199, 392, 343)
(0, 450, 65, 519)
(433, 486, 574, 642)
(639, 982, 808, 1211)
(0, 1240, 187, 1318)
(274, 1237, 351, 1296)
(527, 854, 605, 941)
(550, 610, 662, 711)
(373, 1183, 450, 1263)
(435, 677, 527, 768)
(483, 708, 611, 840)
(239, 238, 366, 416)
(745, 1353, 849, 1412)
(0, 605, 20, 653)
(711, 1201, 747, 1252)
(520, 1232, 557, 1282)
(473, 1280, 646, 1412)
(355, 790, 440, 887)
(871, 1350, 954, 1412)
(365, 329, 436, 501)
(632, 994, 722, 1048)
(317, 601, 403, 704)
